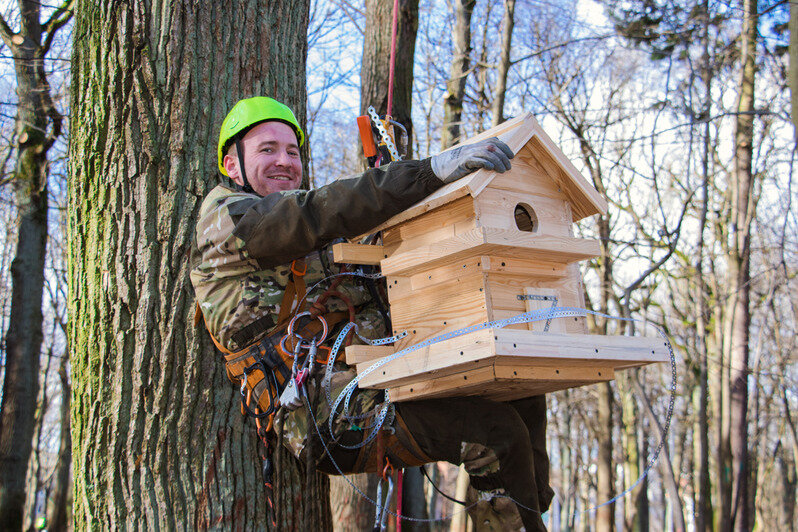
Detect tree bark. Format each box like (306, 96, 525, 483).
(596, 382, 614, 531)
(68, 1, 329, 529)
(490, 0, 515, 127)
(0, 1, 70, 528)
(360, 0, 419, 159)
(441, 0, 476, 149)
(695, 4, 713, 528)
(728, 1, 757, 529)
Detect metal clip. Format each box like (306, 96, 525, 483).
(516, 294, 559, 332)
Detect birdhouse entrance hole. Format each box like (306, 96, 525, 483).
(514, 203, 538, 233)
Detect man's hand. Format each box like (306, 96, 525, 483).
(430, 137, 514, 184)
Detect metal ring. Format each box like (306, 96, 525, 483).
(286, 311, 329, 346)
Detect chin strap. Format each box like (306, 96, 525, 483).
(234, 136, 254, 193)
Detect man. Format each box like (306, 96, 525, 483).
(191, 97, 554, 530)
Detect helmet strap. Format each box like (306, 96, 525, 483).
(235, 136, 254, 194)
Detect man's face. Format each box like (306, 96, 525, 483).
(224, 121, 303, 196)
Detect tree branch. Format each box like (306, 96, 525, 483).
(0, 13, 15, 49)
(42, 0, 75, 55)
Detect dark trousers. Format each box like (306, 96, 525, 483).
(315, 394, 554, 531)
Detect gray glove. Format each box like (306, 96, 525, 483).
(430, 137, 514, 184)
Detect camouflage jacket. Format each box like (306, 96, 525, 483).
(190, 159, 442, 457)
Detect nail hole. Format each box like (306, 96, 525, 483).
(555, 369, 560, 374)
(513, 343, 517, 348)
(513, 371, 517, 376)
(428, 275, 432, 279)
(463, 376, 468, 380)
(460, 351, 464, 355)
(410, 388, 414, 392)
(598, 372, 602, 376)
(501, 262, 506, 266)
(595, 348, 598, 353)
(413, 330, 416, 334)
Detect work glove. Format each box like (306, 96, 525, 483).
(430, 137, 514, 184)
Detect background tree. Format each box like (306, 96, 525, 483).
(441, 0, 476, 148)
(67, 1, 330, 528)
(360, 0, 420, 158)
(0, 1, 72, 528)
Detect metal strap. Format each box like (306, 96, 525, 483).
(516, 294, 559, 332)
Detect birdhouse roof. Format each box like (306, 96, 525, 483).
(372, 113, 608, 232)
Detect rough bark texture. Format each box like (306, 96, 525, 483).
(360, 0, 419, 159)
(490, 0, 515, 127)
(727, 1, 757, 530)
(441, 0, 475, 149)
(0, 1, 69, 528)
(330, 474, 378, 531)
(68, 1, 330, 529)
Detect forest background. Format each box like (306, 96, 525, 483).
(0, 0, 794, 530)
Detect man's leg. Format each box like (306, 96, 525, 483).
(508, 395, 555, 513)
(394, 396, 548, 531)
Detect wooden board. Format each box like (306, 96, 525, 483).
(388, 273, 489, 349)
(344, 345, 394, 365)
(357, 328, 669, 392)
(332, 242, 387, 265)
(474, 187, 573, 237)
(485, 273, 587, 334)
(386, 361, 616, 402)
(379, 227, 600, 276)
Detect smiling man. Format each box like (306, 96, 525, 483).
(191, 97, 553, 531)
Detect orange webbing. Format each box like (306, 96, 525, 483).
(278, 259, 307, 325)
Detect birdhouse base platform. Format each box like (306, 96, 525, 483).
(345, 328, 669, 402)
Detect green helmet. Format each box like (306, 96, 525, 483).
(217, 96, 305, 176)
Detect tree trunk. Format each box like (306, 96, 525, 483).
(596, 382, 614, 531)
(695, 4, 713, 529)
(728, 1, 757, 529)
(441, 0, 476, 149)
(47, 355, 72, 532)
(360, 0, 419, 159)
(67, 1, 329, 529)
(0, 1, 69, 527)
(490, 0, 515, 127)
(619, 375, 641, 531)
(330, 474, 378, 531)
(354, 1, 425, 529)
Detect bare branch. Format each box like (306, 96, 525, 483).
(0, 14, 16, 49)
(42, 0, 75, 55)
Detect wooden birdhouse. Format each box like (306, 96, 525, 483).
(333, 113, 669, 402)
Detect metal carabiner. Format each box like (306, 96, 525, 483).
(286, 311, 329, 347)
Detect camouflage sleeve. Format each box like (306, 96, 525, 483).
(229, 158, 441, 268)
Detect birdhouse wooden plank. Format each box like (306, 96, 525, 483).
(332, 113, 668, 402)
